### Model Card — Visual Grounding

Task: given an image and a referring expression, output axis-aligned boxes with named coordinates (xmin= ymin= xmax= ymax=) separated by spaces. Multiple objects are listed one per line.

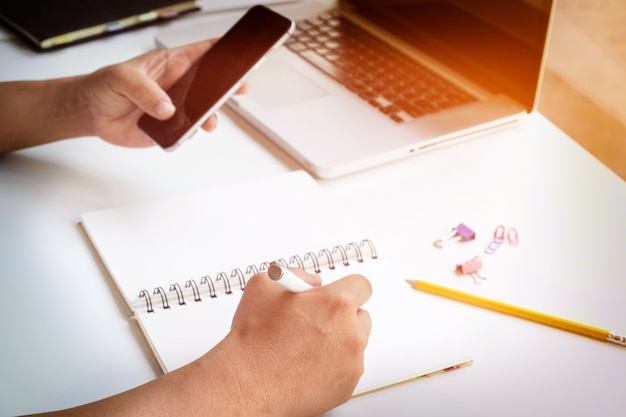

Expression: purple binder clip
xmin=434 ymin=223 xmax=476 ymax=248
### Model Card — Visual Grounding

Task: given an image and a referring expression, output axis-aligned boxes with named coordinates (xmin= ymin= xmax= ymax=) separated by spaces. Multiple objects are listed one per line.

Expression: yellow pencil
xmin=407 ymin=280 xmax=626 ymax=347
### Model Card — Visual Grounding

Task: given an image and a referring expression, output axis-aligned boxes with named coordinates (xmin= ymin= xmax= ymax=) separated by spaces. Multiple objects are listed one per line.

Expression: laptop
xmin=158 ymin=0 xmax=556 ymax=178
xmin=0 ymin=0 xmax=199 ymax=50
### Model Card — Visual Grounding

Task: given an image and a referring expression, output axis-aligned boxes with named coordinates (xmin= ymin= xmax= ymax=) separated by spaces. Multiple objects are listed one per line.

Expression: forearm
xmin=26 ymin=331 xmax=318 ymax=417
xmin=0 ymin=78 xmax=92 ymax=153
xmin=26 ymin=339 xmax=257 ymax=417
xmin=21 ymin=270 xmax=369 ymax=417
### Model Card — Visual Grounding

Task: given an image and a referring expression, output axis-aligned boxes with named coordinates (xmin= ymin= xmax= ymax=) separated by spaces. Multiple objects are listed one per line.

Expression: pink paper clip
xmin=434 ymin=223 xmax=476 ymax=248
xmin=485 ymin=225 xmax=520 ymax=254
xmin=484 ymin=225 xmax=506 ymax=254
xmin=456 ymin=256 xmax=487 ymax=284
xmin=507 ymin=228 xmax=519 ymax=246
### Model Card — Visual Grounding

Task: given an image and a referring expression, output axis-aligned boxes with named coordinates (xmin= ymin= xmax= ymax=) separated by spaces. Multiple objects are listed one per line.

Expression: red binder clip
xmin=456 ymin=256 xmax=487 ymax=284
xmin=434 ymin=223 xmax=476 ymax=248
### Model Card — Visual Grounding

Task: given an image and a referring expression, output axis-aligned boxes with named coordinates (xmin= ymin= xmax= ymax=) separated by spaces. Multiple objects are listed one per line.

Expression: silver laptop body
xmin=162 ymin=0 xmax=556 ymax=178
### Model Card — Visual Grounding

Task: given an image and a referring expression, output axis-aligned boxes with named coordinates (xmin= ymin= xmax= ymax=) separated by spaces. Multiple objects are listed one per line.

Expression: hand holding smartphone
xmin=138 ymin=5 xmax=294 ymax=150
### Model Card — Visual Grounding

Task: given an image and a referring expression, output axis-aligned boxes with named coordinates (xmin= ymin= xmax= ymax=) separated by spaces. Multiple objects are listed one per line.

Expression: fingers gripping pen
xmin=267 ymin=262 xmax=312 ymax=293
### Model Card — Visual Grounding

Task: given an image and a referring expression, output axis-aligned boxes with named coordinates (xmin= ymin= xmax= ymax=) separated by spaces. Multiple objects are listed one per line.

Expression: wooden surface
xmin=539 ymin=0 xmax=626 ymax=180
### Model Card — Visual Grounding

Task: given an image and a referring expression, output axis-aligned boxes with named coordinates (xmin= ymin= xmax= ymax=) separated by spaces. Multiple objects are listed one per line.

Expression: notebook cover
xmin=0 ymin=0 xmax=199 ymax=50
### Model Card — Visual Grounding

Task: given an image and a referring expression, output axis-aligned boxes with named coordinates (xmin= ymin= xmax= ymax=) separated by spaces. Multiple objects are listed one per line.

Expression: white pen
xmin=267 ymin=262 xmax=312 ymax=293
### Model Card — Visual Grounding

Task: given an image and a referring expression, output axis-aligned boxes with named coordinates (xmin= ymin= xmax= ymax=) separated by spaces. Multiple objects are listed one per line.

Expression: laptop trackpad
xmin=247 ymin=58 xmax=329 ymax=110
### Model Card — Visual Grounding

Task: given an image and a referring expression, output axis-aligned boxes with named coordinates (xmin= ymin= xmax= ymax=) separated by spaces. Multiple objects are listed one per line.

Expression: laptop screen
xmin=345 ymin=0 xmax=554 ymax=111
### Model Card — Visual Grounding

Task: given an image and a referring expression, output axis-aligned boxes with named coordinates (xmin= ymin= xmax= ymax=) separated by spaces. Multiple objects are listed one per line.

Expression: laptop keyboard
xmin=285 ymin=11 xmax=477 ymax=123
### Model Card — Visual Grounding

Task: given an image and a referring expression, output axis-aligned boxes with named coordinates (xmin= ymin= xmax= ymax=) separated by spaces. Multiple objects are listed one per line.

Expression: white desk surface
xmin=1 ymin=9 xmax=626 ymax=417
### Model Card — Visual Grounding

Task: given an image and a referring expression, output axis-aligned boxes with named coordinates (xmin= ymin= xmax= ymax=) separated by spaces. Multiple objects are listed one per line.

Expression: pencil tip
xmin=405 ymin=279 xmax=418 ymax=286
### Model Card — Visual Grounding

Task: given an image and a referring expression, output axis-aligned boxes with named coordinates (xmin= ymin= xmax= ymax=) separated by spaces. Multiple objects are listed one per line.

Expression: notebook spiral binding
xmin=135 ymin=239 xmax=378 ymax=313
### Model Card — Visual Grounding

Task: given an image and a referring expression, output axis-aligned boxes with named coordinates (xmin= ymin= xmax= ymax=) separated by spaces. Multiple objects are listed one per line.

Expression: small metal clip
xmin=456 ymin=256 xmax=487 ymax=284
xmin=485 ymin=225 xmax=519 ymax=254
xmin=484 ymin=225 xmax=506 ymax=254
xmin=507 ymin=227 xmax=519 ymax=246
xmin=434 ymin=223 xmax=476 ymax=248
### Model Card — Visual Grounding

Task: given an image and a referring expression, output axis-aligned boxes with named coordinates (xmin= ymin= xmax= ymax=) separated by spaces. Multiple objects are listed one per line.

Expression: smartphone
xmin=138 ymin=5 xmax=294 ymax=150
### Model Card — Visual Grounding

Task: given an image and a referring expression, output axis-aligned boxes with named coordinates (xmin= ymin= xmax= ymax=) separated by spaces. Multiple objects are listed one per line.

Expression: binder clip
xmin=456 ymin=256 xmax=487 ymax=284
xmin=434 ymin=223 xmax=476 ymax=248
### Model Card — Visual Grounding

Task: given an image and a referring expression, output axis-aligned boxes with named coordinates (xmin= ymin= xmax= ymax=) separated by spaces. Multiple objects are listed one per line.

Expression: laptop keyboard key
xmin=286 ymin=12 xmax=477 ymax=123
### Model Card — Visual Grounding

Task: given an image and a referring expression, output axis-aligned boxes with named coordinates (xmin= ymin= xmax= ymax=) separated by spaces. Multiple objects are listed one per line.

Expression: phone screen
xmin=138 ymin=5 xmax=294 ymax=150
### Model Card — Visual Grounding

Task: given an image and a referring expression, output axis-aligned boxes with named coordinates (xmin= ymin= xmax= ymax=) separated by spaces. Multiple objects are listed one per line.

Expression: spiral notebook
xmin=80 ymin=170 xmax=468 ymax=396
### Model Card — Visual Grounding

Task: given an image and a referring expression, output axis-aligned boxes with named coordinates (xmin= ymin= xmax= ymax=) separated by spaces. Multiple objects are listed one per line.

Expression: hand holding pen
xmin=265 ymin=263 xmax=476 ymax=396
xmin=223 ymin=263 xmax=372 ymax=416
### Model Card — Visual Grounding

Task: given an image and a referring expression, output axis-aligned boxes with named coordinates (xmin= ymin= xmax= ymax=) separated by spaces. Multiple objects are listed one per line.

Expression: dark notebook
xmin=0 ymin=0 xmax=199 ymax=51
